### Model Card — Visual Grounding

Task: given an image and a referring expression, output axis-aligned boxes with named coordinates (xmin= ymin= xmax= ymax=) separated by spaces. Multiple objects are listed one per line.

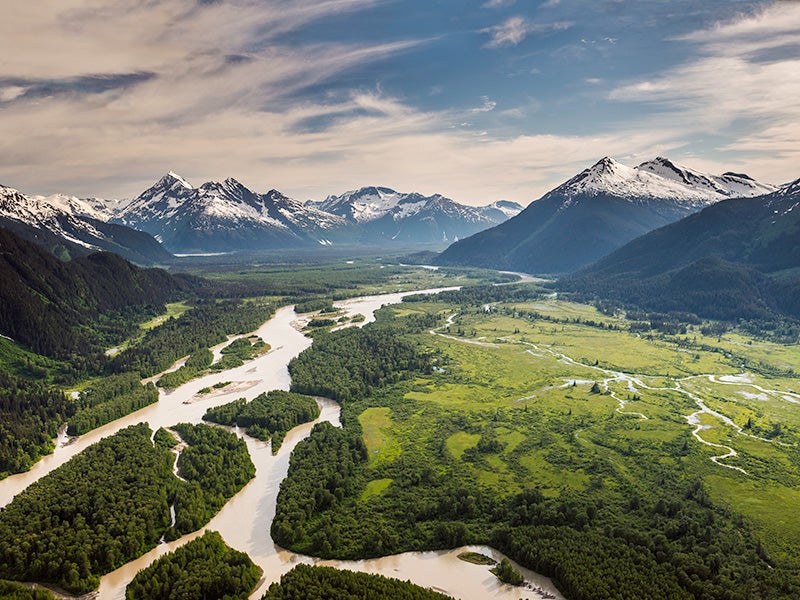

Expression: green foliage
xmin=0 ymin=422 xmax=254 ymax=594
xmin=203 ymin=391 xmax=319 ymax=452
xmin=307 ymin=318 xmax=336 ymax=328
xmin=68 ymin=373 xmax=159 ymax=435
xmin=157 ymin=348 xmax=214 ymax=388
xmin=0 ymin=424 xmax=173 ymax=593
xmin=262 ymin=564 xmax=451 ymax=600
xmin=491 ymin=557 xmax=524 ymax=586
xmin=125 ymin=531 xmax=260 ymax=600
xmin=166 ymin=423 xmax=256 ymax=538
xmin=294 ymin=298 xmax=335 ymax=313
xmin=210 ymin=337 xmax=268 ymax=372
xmin=0 ymin=227 xmax=194 ymax=361
xmin=289 ymin=326 xmax=432 ymax=402
xmin=0 ymin=371 xmax=73 ymax=477
xmin=274 ymin=300 xmax=800 ymax=600
xmin=0 ymin=581 xmax=57 ymax=600
xmin=271 ymin=422 xmax=368 ymax=554
xmin=112 ymin=299 xmax=274 ymax=377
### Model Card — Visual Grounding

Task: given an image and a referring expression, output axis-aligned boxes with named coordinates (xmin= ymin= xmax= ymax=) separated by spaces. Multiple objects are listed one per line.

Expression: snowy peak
xmin=636 ymin=157 xmax=776 ymax=198
xmin=551 ymin=156 xmax=776 ymax=208
xmin=113 ymin=174 xmax=356 ymax=252
xmin=555 ymin=156 xmax=716 ymax=205
xmin=317 ymin=186 xmax=406 ymax=223
xmin=0 ymin=184 xmax=169 ymax=262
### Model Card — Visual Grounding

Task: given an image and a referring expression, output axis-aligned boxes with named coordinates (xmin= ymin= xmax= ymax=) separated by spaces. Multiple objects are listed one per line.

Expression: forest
xmin=111 ymin=298 xmax=275 ymax=377
xmin=0 ymin=423 xmax=254 ymax=593
xmin=203 ymin=390 xmax=319 ymax=452
xmin=125 ymin=531 xmax=260 ymax=600
xmin=273 ymin=302 xmax=800 ymax=600
xmin=0 ymin=581 xmax=56 ymax=600
xmin=67 ymin=372 xmax=159 ymax=435
xmin=0 ymin=371 xmax=72 ymax=476
xmin=289 ymin=325 xmax=433 ymax=402
xmin=261 ymin=564 xmax=451 ymax=600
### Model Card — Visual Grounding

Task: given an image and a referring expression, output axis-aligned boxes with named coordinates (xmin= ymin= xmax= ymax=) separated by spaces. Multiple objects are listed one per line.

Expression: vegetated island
xmin=261 ymin=564 xmax=451 ymax=600
xmin=0 ymin=422 xmax=254 ymax=594
xmin=203 ymin=390 xmax=320 ymax=453
xmin=125 ymin=530 xmax=260 ymax=600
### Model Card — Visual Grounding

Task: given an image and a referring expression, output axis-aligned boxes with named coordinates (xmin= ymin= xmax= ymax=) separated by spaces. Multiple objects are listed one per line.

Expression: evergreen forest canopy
xmin=0 ymin=423 xmax=254 ymax=594
xmin=125 ymin=531 xmax=260 ymax=600
xmin=273 ymin=290 xmax=800 ymax=600
xmin=203 ymin=390 xmax=320 ymax=452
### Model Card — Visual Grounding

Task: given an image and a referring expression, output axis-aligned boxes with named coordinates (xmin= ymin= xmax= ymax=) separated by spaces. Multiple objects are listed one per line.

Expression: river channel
xmin=0 ymin=288 xmax=563 ymax=600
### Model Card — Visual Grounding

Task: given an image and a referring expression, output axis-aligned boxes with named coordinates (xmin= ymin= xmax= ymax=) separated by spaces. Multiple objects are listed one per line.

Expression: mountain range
xmin=309 ymin=186 xmax=523 ymax=244
xmin=437 ymin=157 xmax=776 ymax=274
xmin=560 ymin=177 xmax=800 ymax=322
xmin=0 ymin=185 xmax=170 ymax=264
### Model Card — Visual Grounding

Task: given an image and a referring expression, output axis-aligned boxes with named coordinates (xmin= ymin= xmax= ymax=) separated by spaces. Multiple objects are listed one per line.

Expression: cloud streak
xmin=609 ymin=2 xmax=800 ymax=182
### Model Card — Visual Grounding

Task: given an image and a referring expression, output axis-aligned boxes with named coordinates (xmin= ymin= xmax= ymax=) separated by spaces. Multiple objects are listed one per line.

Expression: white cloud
xmin=482 ymin=16 xmax=572 ymax=48
xmin=471 ymin=96 xmax=497 ymax=113
xmin=609 ymin=2 xmax=800 ymax=183
xmin=483 ymin=16 xmax=531 ymax=48
xmin=482 ymin=0 xmax=516 ymax=8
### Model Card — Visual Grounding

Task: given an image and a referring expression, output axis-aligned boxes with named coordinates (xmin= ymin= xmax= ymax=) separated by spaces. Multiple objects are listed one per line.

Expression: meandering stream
xmin=1 ymin=287 xmax=563 ymax=600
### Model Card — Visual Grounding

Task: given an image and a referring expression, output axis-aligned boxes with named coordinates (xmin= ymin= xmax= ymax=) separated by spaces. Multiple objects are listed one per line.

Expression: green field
xmin=276 ymin=286 xmax=800 ymax=599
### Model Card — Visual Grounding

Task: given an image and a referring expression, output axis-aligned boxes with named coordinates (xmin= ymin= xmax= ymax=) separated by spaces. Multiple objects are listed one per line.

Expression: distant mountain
xmin=115 ymin=173 xmax=356 ymax=253
xmin=0 ymin=227 xmax=195 ymax=358
xmin=561 ymin=179 xmax=800 ymax=321
xmin=437 ymin=157 xmax=776 ymax=274
xmin=0 ymin=185 xmax=171 ymax=264
xmin=310 ymin=186 xmax=522 ymax=244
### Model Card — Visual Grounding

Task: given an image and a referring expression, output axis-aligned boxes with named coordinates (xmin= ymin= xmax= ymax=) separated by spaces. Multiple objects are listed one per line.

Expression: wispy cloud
xmin=471 ymin=96 xmax=497 ymax=113
xmin=609 ymin=2 xmax=800 ymax=182
xmin=482 ymin=16 xmax=573 ymax=48
xmin=482 ymin=0 xmax=516 ymax=8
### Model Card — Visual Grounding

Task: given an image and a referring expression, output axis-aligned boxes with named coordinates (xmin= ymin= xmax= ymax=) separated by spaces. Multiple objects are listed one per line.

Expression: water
xmin=0 ymin=288 xmax=563 ymax=600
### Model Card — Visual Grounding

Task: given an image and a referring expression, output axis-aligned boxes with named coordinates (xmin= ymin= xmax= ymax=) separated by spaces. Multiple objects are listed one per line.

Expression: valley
xmin=0 ymin=263 xmax=798 ymax=599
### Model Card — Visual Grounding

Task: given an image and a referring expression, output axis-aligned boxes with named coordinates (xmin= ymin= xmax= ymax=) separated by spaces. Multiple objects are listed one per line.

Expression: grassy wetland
xmin=275 ymin=282 xmax=800 ymax=599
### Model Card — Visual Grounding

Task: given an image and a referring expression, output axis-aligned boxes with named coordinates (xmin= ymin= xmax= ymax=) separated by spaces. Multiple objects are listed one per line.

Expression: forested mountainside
xmin=561 ymin=179 xmax=800 ymax=323
xmin=0 ymin=227 xmax=195 ymax=359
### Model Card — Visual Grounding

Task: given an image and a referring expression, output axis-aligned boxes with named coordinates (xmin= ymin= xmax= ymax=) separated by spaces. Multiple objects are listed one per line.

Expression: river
xmin=1 ymin=287 xmax=563 ymax=600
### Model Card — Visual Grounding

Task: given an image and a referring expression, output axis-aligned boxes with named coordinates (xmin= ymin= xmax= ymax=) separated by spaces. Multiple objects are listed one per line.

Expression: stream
xmin=1 ymin=287 xmax=563 ymax=600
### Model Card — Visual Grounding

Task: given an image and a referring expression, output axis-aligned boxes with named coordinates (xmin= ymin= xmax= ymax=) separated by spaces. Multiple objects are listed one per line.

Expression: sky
xmin=1 ymin=0 xmax=799 ymax=205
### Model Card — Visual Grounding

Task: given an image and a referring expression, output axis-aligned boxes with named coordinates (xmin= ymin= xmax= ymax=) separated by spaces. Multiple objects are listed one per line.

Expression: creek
xmin=1 ymin=287 xmax=563 ymax=600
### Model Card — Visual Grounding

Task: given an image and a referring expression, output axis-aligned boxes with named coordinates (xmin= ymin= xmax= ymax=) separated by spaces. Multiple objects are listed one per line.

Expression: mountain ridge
xmin=436 ymin=156 xmax=775 ymax=274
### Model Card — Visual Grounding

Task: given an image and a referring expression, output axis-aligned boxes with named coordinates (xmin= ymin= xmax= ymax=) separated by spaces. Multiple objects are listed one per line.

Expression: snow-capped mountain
xmin=635 ymin=157 xmax=776 ymax=200
xmin=311 ymin=186 xmax=522 ymax=244
xmin=115 ymin=173 xmax=356 ymax=253
xmin=437 ymin=156 xmax=776 ymax=274
xmin=562 ymin=174 xmax=800 ymax=320
xmin=0 ymin=184 xmax=170 ymax=264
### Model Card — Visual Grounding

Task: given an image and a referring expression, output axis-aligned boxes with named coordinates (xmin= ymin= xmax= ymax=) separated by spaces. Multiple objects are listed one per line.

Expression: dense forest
xmin=0 ymin=581 xmax=56 ymax=600
xmin=0 ymin=371 xmax=72 ymax=476
xmin=67 ymin=373 xmax=159 ymax=435
xmin=289 ymin=326 xmax=433 ymax=402
xmin=111 ymin=299 xmax=274 ymax=377
xmin=273 ymin=312 xmax=800 ymax=600
xmin=261 ymin=564 xmax=451 ymax=600
xmin=166 ymin=423 xmax=255 ymax=539
xmin=125 ymin=531 xmax=260 ymax=600
xmin=203 ymin=390 xmax=319 ymax=452
xmin=0 ymin=423 xmax=254 ymax=593
xmin=0 ymin=227 xmax=196 ymax=360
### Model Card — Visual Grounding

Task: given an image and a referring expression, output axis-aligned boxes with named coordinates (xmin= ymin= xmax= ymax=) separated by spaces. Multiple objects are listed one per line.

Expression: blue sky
xmin=1 ymin=0 xmax=798 ymax=204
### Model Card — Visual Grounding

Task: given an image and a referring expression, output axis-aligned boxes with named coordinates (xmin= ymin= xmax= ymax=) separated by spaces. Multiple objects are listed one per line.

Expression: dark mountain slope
xmin=0 ymin=185 xmax=171 ymax=264
xmin=561 ymin=180 xmax=800 ymax=321
xmin=0 ymin=227 xmax=195 ymax=358
xmin=437 ymin=157 xmax=773 ymax=274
